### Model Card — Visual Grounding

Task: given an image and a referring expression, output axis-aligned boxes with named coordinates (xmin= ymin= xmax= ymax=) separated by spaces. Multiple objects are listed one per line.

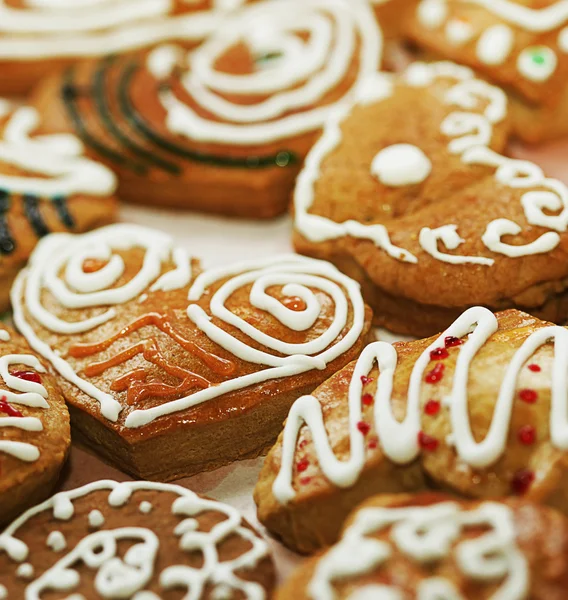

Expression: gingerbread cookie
xmin=278 ymin=493 xmax=568 ymax=599
xmin=0 ymin=100 xmax=118 ymax=313
xmin=31 ymin=0 xmax=383 ymax=218
xmin=256 ymin=307 xmax=568 ymax=553
xmin=404 ymin=0 xmax=568 ymax=143
xmin=0 ymin=0 xmax=248 ymax=96
xmin=293 ymin=61 xmax=568 ymax=337
xmin=0 ymin=479 xmax=275 ymax=599
xmin=0 ymin=325 xmax=70 ymax=527
xmin=11 ymin=223 xmax=372 ymax=480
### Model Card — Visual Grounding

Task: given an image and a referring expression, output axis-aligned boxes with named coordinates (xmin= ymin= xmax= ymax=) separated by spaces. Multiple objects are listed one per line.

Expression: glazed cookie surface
xmin=31 ymin=0 xmax=383 ymax=218
xmin=11 ymin=223 xmax=372 ymax=480
xmin=277 ymin=493 xmax=568 ymax=599
xmin=0 ymin=100 xmax=118 ymax=313
xmin=0 ymin=0 xmax=248 ymax=95
xmin=294 ymin=61 xmax=568 ymax=336
xmin=0 ymin=479 xmax=275 ymax=599
xmin=404 ymin=0 xmax=568 ymax=143
xmin=0 ymin=325 xmax=70 ymax=527
xmin=256 ymin=307 xmax=568 ymax=553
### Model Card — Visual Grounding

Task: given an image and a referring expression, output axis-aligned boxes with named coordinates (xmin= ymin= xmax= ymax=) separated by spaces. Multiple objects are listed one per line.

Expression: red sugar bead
xmin=511 ymin=469 xmax=535 ymax=496
xmin=527 ymin=364 xmax=541 ymax=372
xmin=360 ymin=375 xmax=373 ymax=386
xmin=296 ymin=458 xmax=309 ymax=473
xmin=299 ymin=439 xmax=308 ymax=449
xmin=418 ymin=431 xmax=439 ymax=452
xmin=444 ymin=336 xmax=463 ymax=348
xmin=424 ymin=400 xmax=441 ymax=416
xmin=0 ymin=397 xmax=23 ymax=418
xmin=362 ymin=393 xmax=374 ymax=406
xmin=519 ymin=389 xmax=538 ymax=404
xmin=425 ymin=363 xmax=445 ymax=384
xmin=11 ymin=370 xmax=42 ymax=384
xmin=357 ymin=421 xmax=371 ymax=436
xmin=430 ymin=347 xmax=449 ymax=360
xmin=368 ymin=437 xmax=379 ymax=450
xmin=518 ymin=425 xmax=536 ymax=445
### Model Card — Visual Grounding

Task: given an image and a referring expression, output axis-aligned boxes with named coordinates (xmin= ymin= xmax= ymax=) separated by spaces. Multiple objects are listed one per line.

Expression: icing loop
xmin=274 ymin=306 xmax=568 ymax=504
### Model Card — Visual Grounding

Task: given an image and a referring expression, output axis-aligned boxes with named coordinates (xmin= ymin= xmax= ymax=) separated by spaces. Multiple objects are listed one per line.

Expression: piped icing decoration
xmin=0 ymin=480 xmax=269 ymax=599
xmin=476 ymin=24 xmax=514 ymax=65
xmin=0 ymin=352 xmax=48 ymax=463
xmin=12 ymin=224 xmax=366 ymax=428
xmin=370 ymin=144 xmax=432 ymax=187
xmin=294 ymin=61 xmax=568 ymax=266
xmin=308 ymin=501 xmax=528 ymax=600
xmin=273 ymin=305 xmax=565 ymax=504
xmin=445 ymin=18 xmax=475 ymax=45
xmin=0 ymin=0 xmax=247 ymax=60
xmin=517 ymin=46 xmax=558 ymax=81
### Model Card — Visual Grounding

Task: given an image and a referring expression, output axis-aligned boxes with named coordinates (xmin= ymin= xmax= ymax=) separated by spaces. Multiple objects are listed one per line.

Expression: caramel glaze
xmin=68 ymin=312 xmax=235 ymax=406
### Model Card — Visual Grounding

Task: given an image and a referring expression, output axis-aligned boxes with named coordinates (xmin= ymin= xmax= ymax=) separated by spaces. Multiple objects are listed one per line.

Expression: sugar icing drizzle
xmin=0 ymin=479 xmax=269 ymax=599
xmin=11 ymin=224 xmax=366 ymax=427
xmin=0 ymin=352 xmax=49 ymax=463
xmin=294 ymin=61 xmax=568 ymax=266
xmin=0 ymin=0 xmax=247 ymax=60
xmin=149 ymin=0 xmax=382 ymax=145
xmin=309 ymin=501 xmax=528 ymax=600
xmin=273 ymin=305 xmax=567 ymax=504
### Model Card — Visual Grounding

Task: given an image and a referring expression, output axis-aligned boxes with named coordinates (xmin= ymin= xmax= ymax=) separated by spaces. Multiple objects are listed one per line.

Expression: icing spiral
xmin=0 ymin=480 xmax=269 ymax=600
xmin=310 ymin=501 xmax=528 ymax=600
xmin=273 ymin=306 xmax=567 ymax=504
xmin=294 ymin=61 xmax=568 ymax=266
xmin=150 ymin=0 xmax=382 ymax=145
xmin=11 ymin=225 xmax=366 ymax=428
xmin=0 ymin=0 xmax=246 ymax=60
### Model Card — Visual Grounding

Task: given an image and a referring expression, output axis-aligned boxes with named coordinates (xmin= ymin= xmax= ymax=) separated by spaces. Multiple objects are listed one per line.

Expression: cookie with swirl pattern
xmin=0 ymin=325 xmax=70 ymax=527
xmin=404 ymin=0 xmax=568 ymax=143
xmin=293 ymin=61 xmax=568 ymax=337
xmin=0 ymin=99 xmax=118 ymax=313
xmin=256 ymin=307 xmax=568 ymax=553
xmin=30 ymin=0 xmax=385 ymax=218
xmin=0 ymin=479 xmax=275 ymax=600
xmin=0 ymin=0 xmax=249 ymax=95
xmin=11 ymin=223 xmax=372 ymax=480
xmin=277 ymin=493 xmax=568 ymax=600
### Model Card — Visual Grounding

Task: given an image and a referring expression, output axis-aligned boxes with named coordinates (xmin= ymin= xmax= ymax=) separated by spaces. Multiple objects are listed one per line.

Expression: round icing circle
xmin=517 ymin=46 xmax=558 ymax=81
xmin=371 ymin=144 xmax=432 ymax=187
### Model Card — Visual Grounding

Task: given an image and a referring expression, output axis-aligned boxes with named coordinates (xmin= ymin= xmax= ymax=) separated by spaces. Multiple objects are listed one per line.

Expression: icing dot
xmin=88 ymin=509 xmax=105 ymax=529
xmin=527 ymin=364 xmax=541 ymax=372
xmin=445 ymin=336 xmax=463 ymax=348
xmin=0 ymin=584 xmax=6 ymax=599
xmin=511 ymin=469 xmax=535 ymax=495
xmin=417 ymin=0 xmax=447 ymax=29
xmin=362 ymin=393 xmax=374 ymax=406
xmin=357 ymin=421 xmax=371 ymax=436
xmin=139 ymin=501 xmax=153 ymax=514
xmin=46 ymin=531 xmax=66 ymax=552
xmin=430 ymin=347 xmax=449 ymax=360
xmin=371 ymin=144 xmax=432 ymax=187
xmin=16 ymin=563 xmax=34 ymax=579
xmin=519 ymin=389 xmax=538 ymax=404
xmin=518 ymin=425 xmax=536 ymax=445
xmin=476 ymin=24 xmax=514 ymax=66
xmin=418 ymin=431 xmax=439 ymax=451
xmin=0 ymin=330 xmax=10 ymax=342
xmin=425 ymin=363 xmax=445 ymax=384
xmin=53 ymin=495 xmax=74 ymax=521
xmin=424 ymin=400 xmax=441 ymax=416
xmin=445 ymin=19 xmax=474 ymax=45
xmin=517 ymin=46 xmax=557 ymax=82
xmin=296 ymin=458 xmax=309 ymax=473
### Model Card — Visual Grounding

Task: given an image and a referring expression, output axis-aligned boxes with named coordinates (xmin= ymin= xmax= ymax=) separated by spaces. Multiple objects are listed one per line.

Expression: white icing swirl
xmin=273 ymin=306 xmax=568 ymax=503
xmin=152 ymin=0 xmax=381 ymax=145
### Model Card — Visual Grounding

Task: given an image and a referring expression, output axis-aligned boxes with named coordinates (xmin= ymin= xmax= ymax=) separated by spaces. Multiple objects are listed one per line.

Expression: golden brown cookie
xmin=293 ymin=61 xmax=568 ymax=337
xmin=404 ymin=0 xmax=568 ymax=143
xmin=256 ymin=307 xmax=568 ymax=553
xmin=0 ymin=0 xmax=250 ymax=96
xmin=0 ymin=100 xmax=118 ymax=313
xmin=0 ymin=325 xmax=70 ymax=527
xmin=277 ymin=493 xmax=568 ymax=600
xmin=0 ymin=479 xmax=275 ymax=600
xmin=30 ymin=0 xmax=384 ymax=218
xmin=11 ymin=223 xmax=372 ymax=481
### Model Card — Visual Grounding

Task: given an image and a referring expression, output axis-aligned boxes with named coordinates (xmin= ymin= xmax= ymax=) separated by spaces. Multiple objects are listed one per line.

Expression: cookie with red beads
xmin=11 ymin=223 xmax=372 ymax=481
xmin=30 ymin=0 xmax=384 ymax=218
xmin=255 ymin=307 xmax=568 ymax=553
xmin=404 ymin=0 xmax=568 ymax=143
xmin=0 ymin=479 xmax=275 ymax=600
xmin=0 ymin=325 xmax=70 ymax=527
xmin=293 ymin=60 xmax=568 ymax=337
xmin=277 ymin=493 xmax=568 ymax=600
xmin=0 ymin=0 xmax=249 ymax=96
xmin=0 ymin=99 xmax=118 ymax=313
